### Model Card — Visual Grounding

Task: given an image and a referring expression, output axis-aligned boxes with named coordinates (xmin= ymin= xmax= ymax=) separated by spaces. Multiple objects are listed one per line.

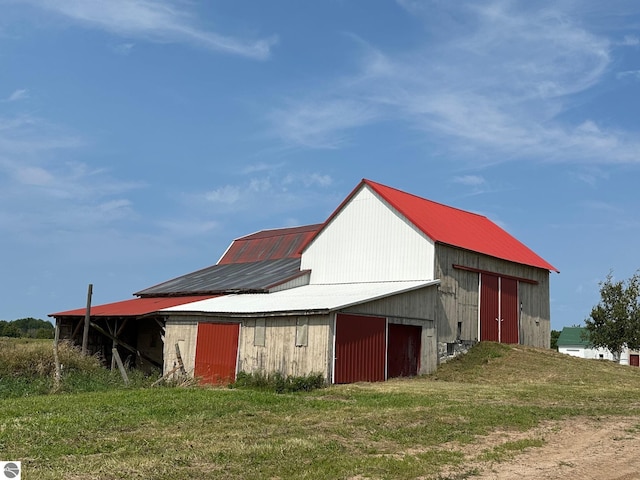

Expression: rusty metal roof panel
xmin=218 ymin=224 xmax=322 ymax=264
xmin=135 ymin=258 xmax=305 ymax=296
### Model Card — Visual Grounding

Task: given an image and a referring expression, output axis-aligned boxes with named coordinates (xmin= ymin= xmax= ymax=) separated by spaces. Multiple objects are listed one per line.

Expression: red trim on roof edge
xmin=49 ymin=295 xmax=220 ymax=317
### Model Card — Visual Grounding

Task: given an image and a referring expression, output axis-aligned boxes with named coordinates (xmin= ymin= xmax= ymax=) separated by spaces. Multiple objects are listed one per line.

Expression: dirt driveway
xmin=466 ymin=417 xmax=640 ymax=480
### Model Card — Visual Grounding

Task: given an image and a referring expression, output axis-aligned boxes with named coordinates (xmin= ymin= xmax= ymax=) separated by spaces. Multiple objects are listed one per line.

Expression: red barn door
xmin=480 ymin=274 xmax=499 ymax=342
xmin=387 ymin=324 xmax=421 ymax=378
xmin=194 ymin=322 xmax=240 ymax=385
xmin=334 ymin=314 xmax=386 ymax=384
xmin=480 ymin=274 xmax=519 ymax=344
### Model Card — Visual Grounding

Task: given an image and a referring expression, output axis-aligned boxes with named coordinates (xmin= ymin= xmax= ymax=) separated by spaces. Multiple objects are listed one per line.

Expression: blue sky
xmin=1 ymin=1 xmax=639 ymax=330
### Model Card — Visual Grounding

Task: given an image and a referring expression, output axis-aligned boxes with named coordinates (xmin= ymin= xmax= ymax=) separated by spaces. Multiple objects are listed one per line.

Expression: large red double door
xmin=480 ymin=274 xmax=519 ymax=344
xmin=333 ymin=314 xmax=422 ymax=383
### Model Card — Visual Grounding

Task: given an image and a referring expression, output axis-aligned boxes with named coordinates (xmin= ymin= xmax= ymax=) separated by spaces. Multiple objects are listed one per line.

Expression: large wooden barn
xmin=51 ymin=179 xmax=557 ymax=384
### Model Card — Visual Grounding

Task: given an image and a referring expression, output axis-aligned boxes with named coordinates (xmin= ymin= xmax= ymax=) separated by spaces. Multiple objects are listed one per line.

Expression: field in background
xmin=1 ymin=341 xmax=640 ymax=479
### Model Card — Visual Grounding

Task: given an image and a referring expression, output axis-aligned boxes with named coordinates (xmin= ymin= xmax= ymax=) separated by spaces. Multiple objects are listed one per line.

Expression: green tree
xmin=0 ymin=320 xmax=21 ymax=338
xmin=584 ymin=271 xmax=640 ymax=361
xmin=12 ymin=317 xmax=54 ymax=337
xmin=550 ymin=330 xmax=561 ymax=350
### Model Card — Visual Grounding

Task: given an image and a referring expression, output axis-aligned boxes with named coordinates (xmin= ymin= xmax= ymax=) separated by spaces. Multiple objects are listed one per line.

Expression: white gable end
xmin=301 ymin=185 xmax=435 ymax=284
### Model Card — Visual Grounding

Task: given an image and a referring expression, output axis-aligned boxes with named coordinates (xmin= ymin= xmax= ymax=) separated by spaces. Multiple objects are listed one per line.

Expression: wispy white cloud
xmin=25 ymin=0 xmax=276 ymax=60
xmin=571 ymin=166 xmax=610 ymax=186
xmin=282 ymin=173 xmax=333 ymax=188
xmin=269 ymin=99 xmax=378 ymax=149
xmin=157 ymin=218 xmax=219 ymax=237
xmin=620 ymin=34 xmax=640 ymax=46
xmin=5 ymin=89 xmax=29 ymax=102
xmin=617 ymin=70 xmax=640 ymax=80
xmin=199 ymin=173 xmax=335 ymax=217
xmin=0 ymin=114 xmax=144 ymax=239
xmin=111 ymin=42 xmax=135 ymax=55
xmin=271 ymin=1 xmax=640 ymax=165
xmin=241 ymin=162 xmax=285 ymax=174
xmin=204 ymin=185 xmax=243 ymax=205
xmin=452 ymin=175 xmax=486 ymax=187
xmin=580 ymin=200 xmax=623 ymax=213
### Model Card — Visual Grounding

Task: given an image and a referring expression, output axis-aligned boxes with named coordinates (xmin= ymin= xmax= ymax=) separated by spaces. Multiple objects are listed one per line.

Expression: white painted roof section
xmin=162 ymin=280 xmax=439 ymax=315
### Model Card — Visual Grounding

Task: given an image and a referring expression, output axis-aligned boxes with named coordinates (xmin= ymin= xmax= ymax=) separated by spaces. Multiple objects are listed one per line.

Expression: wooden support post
xmin=175 ymin=343 xmax=187 ymax=376
xmin=53 ymin=318 xmax=62 ymax=392
xmin=112 ymin=348 xmax=130 ymax=385
xmin=81 ymin=284 xmax=93 ymax=355
xmin=89 ymin=321 xmax=162 ymax=369
xmin=110 ymin=319 xmax=118 ymax=372
xmin=71 ymin=318 xmax=83 ymax=340
xmin=151 ymin=365 xmax=181 ymax=387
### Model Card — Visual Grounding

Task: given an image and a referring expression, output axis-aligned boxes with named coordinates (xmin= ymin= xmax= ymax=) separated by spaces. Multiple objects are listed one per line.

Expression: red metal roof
xmin=365 ymin=179 xmax=558 ymax=272
xmin=315 ymin=179 xmax=558 ymax=272
xmin=50 ymin=295 xmax=219 ymax=317
xmin=218 ymin=224 xmax=323 ymax=264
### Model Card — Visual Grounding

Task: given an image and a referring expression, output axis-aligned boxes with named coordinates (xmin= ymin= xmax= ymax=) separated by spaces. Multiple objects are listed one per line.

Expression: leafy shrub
xmin=230 ymin=371 xmax=326 ymax=393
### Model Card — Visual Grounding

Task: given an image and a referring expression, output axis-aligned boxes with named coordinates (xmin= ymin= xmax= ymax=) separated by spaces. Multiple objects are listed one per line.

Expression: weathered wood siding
xmin=163 ymin=316 xmax=201 ymax=374
xmin=238 ymin=314 xmax=331 ymax=379
xmin=342 ymin=286 xmax=438 ymax=374
xmin=434 ymin=244 xmax=551 ymax=348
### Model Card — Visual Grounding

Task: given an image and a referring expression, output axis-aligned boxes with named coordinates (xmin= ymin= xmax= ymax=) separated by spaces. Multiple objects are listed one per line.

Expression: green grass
xmin=1 ymin=341 xmax=640 ymax=479
xmin=0 ymin=338 xmax=158 ymax=397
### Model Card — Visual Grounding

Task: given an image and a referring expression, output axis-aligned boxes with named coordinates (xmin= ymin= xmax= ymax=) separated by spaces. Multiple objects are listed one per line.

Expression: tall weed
xmin=0 ymin=338 xmax=157 ymax=397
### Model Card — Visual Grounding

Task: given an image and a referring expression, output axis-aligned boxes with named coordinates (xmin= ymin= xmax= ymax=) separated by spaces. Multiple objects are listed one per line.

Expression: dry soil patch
xmin=468 ymin=416 xmax=640 ymax=480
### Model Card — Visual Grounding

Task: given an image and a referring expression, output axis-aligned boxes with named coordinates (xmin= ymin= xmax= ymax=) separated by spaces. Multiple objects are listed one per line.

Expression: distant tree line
xmin=0 ymin=318 xmax=54 ymax=339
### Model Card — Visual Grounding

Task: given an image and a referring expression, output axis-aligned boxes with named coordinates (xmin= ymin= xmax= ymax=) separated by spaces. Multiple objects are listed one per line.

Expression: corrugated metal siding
xmin=219 ymin=224 xmax=322 ymax=264
xmin=480 ymin=274 xmax=499 ymax=342
xmin=341 ymin=288 xmax=438 ymax=376
xmin=364 ymin=179 xmax=558 ymax=272
xmin=387 ymin=324 xmax=421 ymax=378
xmin=301 ymin=186 xmax=435 ymax=284
xmin=500 ymin=277 xmax=519 ymax=344
xmin=136 ymin=258 xmax=303 ymax=296
xmin=194 ymin=322 xmax=240 ymax=384
xmin=268 ymin=271 xmax=311 ymax=293
xmin=334 ymin=314 xmax=386 ymax=383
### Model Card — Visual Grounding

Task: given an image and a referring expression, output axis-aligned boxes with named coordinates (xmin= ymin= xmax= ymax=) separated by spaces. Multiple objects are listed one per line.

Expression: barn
xmin=158 ymin=179 xmax=557 ymax=383
xmin=50 ymin=179 xmax=557 ymax=384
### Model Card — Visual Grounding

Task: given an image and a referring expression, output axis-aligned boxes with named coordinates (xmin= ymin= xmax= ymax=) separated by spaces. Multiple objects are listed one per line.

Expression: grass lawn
xmin=2 ymin=342 xmax=640 ymax=479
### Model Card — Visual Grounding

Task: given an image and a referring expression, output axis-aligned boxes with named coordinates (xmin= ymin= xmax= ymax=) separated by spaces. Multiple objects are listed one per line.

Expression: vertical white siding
xmin=302 ymin=185 xmax=435 ymax=283
xmin=559 ymin=346 xmax=616 ymax=361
